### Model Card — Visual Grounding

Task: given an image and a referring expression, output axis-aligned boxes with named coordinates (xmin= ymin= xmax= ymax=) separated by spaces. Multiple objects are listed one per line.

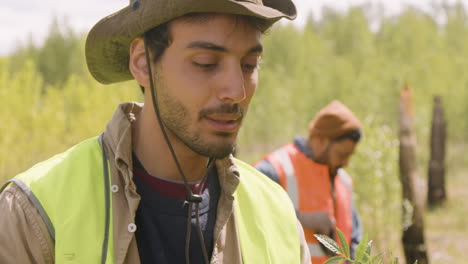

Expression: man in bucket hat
xmin=0 ymin=0 xmax=311 ymax=263
xmin=255 ymin=100 xmax=363 ymax=264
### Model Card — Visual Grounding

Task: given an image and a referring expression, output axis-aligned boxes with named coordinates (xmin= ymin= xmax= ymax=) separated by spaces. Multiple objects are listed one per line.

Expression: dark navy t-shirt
xmin=133 ymin=156 xmax=220 ymax=264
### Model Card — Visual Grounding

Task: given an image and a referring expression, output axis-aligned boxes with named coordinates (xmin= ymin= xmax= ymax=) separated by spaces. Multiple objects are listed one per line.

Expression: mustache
xmin=199 ymin=104 xmax=244 ymax=119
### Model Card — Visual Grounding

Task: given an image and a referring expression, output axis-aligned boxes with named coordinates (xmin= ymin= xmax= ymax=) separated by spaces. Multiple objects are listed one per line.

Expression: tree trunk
xmin=427 ymin=96 xmax=446 ymax=207
xmin=399 ymin=87 xmax=429 ymax=264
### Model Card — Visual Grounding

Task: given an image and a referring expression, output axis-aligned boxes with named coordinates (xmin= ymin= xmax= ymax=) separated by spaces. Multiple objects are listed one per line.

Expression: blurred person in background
xmin=256 ymin=100 xmax=363 ymax=264
xmin=0 ymin=0 xmax=311 ymax=263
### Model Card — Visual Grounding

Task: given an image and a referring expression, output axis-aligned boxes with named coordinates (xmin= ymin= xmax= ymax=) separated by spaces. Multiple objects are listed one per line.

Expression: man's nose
xmin=216 ymin=65 xmax=246 ymax=104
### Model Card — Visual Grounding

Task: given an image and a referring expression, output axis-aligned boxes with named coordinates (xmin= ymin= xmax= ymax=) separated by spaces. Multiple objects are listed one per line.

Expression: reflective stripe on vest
xmin=268 ymin=147 xmax=327 ymax=261
xmin=337 ymin=168 xmax=352 ymax=192
xmin=272 ymin=148 xmax=299 ymax=210
xmin=308 ymin=243 xmax=326 ymax=257
xmin=1 ymin=178 xmax=55 ymax=242
xmin=3 ymin=136 xmax=115 ymax=263
xmin=2 ymin=138 xmax=301 ymax=263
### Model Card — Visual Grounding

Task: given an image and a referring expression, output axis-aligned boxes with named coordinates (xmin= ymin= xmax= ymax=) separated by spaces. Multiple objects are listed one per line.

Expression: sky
xmin=0 ymin=0 xmax=465 ymax=55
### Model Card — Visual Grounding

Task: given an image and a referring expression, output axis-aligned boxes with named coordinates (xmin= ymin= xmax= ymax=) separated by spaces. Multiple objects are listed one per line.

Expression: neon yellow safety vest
xmin=1 ymin=136 xmax=300 ymax=263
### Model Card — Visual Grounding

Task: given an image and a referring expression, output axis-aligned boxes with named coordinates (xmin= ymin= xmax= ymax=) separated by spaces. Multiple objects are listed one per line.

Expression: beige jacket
xmin=0 ymin=102 xmax=311 ymax=264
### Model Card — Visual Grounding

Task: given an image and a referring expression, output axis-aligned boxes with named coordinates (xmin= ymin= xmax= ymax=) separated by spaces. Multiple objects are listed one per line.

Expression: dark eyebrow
xmin=187 ymin=41 xmax=227 ymax=52
xmin=249 ymin=44 xmax=263 ymax=54
xmin=186 ymin=41 xmax=263 ymax=54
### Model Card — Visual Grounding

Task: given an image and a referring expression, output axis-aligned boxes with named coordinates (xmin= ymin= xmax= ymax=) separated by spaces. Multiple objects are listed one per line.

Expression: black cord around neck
xmin=143 ymin=36 xmax=210 ymax=264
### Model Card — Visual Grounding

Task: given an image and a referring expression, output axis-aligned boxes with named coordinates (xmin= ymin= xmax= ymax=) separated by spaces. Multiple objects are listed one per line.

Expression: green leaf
xmin=337 ymin=228 xmax=351 ymax=258
xmin=370 ymin=252 xmax=383 ymax=263
xmin=314 ymin=234 xmax=342 ymax=255
xmin=362 ymin=240 xmax=373 ymax=262
xmin=376 ymin=257 xmax=383 ymax=264
xmin=324 ymin=256 xmax=347 ymax=264
xmin=355 ymin=233 xmax=368 ymax=262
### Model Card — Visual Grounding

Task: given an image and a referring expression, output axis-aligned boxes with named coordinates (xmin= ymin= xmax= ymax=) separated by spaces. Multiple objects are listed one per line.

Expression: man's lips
xmin=205 ymin=113 xmax=242 ymax=132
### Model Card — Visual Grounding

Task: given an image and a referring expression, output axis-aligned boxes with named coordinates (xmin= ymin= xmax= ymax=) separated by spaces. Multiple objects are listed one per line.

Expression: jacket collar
xmin=293 ymin=135 xmax=313 ymax=159
xmin=215 ymin=156 xmax=240 ymax=200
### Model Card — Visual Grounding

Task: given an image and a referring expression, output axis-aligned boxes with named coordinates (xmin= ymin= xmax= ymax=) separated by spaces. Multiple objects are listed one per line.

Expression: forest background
xmin=1 ymin=3 xmax=467 ymax=263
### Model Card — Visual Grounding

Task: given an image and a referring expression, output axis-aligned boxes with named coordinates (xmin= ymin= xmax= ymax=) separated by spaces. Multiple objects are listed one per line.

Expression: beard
xmin=155 ymin=76 xmax=243 ymax=159
xmin=315 ymin=144 xmax=340 ymax=176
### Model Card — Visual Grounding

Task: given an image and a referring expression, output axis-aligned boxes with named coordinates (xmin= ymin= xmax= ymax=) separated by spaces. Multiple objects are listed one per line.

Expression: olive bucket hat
xmin=85 ymin=0 xmax=297 ymax=84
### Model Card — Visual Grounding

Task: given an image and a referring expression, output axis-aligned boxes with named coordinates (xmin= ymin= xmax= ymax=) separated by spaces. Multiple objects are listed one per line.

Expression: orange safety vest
xmin=259 ymin=143 xmax=353 ymax=264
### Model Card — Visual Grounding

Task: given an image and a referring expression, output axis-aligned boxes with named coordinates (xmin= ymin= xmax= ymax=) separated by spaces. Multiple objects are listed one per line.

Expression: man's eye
xmin=242 ymin=63 xmax=260 ymax=74
xmin=193 ymin=62 xmax=216 ymax=69
xmin=242 ymin=56 xmax=261 ymax=72
xmin=243 ymin=64 xmax=259 ymax=70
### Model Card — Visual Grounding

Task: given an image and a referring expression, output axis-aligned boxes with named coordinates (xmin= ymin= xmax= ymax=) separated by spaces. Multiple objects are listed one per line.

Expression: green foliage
xmin=346 ymin=117 xmax=401 ymax=253
xmin=36 ymin=18 xmax=84 ymax=86
xmin=9 ymin=17 xmax=85 ymax=87
xmin=0 ymin=59 xmax=141 ymax=179
xmin=337 ymin=229 xmax=351 ymax=259
xmin=315 ymin=228 xmax=418 ymax=264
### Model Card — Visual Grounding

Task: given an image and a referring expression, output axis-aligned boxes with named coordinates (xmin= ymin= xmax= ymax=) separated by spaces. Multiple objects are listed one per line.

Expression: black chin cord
xmin=143 ymin=36 xmax=211 ymax=264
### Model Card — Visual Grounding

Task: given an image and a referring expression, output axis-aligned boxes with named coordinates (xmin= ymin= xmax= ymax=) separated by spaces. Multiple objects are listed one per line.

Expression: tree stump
xmin=427 ymin=96 xmax=446 ymax=207
xmin=399 ymin=86 xmax=429 ymax=264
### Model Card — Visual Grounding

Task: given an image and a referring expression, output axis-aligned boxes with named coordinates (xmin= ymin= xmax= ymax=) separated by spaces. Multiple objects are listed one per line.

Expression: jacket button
xmin=111 ymin=185 xmax=119 ymax=193
xmin=128 ymin=223 xmax=137 ymax=233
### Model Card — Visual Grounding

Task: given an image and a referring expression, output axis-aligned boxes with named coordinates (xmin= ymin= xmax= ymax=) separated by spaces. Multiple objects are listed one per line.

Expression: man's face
xmin=319 ymin=139 xmax=357 ymax=176
xmin=152 ymin=14 xmax=262 ymax=158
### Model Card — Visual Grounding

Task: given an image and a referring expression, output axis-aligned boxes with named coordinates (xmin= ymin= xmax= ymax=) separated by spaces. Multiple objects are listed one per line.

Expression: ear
xmin=129 ymin=37 xmax=150 ymax=89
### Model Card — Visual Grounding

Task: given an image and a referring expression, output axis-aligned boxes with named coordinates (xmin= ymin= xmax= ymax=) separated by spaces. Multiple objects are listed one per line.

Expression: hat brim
xmin=86 ymin=0 xmax=296 ymax=84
